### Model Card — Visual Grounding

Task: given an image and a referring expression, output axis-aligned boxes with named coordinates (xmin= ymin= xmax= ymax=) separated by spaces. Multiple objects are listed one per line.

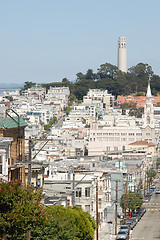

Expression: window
xmin=85 ymin=205 xmax=90 ymax=213
xmin=121 ymin=138 xmax=127 ymax=141
xmin=103 ymin=137 xmax=108 ymax=141
xmin=129 ymin=133 xmax=134 ymax=136
xmin=99 ymin=199 xmax=102 ymax=209
xmin=91 ymin=201 xmax=94 ymax=211
xmin=37 ymin=178 xmax=41 ymax=187
xmin=109 ymin=137 xmax=114 ymax=141
xmin=129 ymin=138 xmax=134 ymax=142
xmin=85 ymin=187 xmax=90 ymax=197
xmin=76 ymin=188 xmax=82 ymax=197
xmin=121 ymin=133 xmax=127 ymax=136
xmin=115 ymin=133 xmax=120 ymax=136
xmin=98 ymin=137 xmax=102 ymax=141
xmin=115 ymin=137 xmax=120 ymax=141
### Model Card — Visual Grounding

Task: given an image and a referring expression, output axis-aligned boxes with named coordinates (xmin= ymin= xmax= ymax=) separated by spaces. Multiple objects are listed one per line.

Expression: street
xmin=132 ymin=181 xmax=160 ymax=240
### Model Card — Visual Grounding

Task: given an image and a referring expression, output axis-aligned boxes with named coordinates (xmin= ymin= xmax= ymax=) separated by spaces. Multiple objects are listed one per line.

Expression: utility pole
xmin=147 ymin=167 xmax=149 ymax=193
xmin=72 ymin=172 xmax=75 ymax=206
xmin=115 ymin=181 xmax=118 ymax=235
xmin=28 ymin=137 xmax=32 ymax=184
xmin=144 ymin=171 xmax=146 ymax=197
xmin=96 ymin=181 xmax=99 ymax=240
xmin=124 ymin=173 xmax=128 ymax=223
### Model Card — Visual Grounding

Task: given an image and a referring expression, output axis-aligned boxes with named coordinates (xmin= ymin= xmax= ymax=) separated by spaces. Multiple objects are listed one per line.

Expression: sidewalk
xmin=94 ymin=222 xmax=116 ymax=240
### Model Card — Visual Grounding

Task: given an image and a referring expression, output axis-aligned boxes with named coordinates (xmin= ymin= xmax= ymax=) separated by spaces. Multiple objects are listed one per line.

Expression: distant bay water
xmin=0 ymin=87 xmax=21 ymax=96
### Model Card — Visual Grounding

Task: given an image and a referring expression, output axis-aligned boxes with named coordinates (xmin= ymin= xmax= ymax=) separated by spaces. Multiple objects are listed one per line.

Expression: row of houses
xmin=0 ymin=83 xmax=158 ymax=227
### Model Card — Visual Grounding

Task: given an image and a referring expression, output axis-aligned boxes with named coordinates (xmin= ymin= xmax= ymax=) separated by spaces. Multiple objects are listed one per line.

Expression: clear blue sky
xmin=1 ymin=0 xmax=160 ymax=84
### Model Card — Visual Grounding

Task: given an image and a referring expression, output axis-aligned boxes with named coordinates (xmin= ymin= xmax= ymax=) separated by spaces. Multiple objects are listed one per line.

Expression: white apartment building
xmin=46 ymin=86 xmax=70 ymax=106
xmin=83 ymin=89 xmax=114 ymax=109
xmin=28 ymin=84 xmax=46 ymax=100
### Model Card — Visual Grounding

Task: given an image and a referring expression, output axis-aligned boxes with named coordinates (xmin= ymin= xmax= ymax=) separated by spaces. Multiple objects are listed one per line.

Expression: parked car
xmin=137 ymin=207 xmax=146 ymax=218
xmin=125 ymin=221 xmax=133 ymax=229
xmin=120 ymin=225 xmax=130 ymax=234
xmin=132 ymin=213 xmax=141 ymax=222
xmin=144 ymin=197 xmax=150 ymax=202
xmin=148 ymin=190 xmax=153 ymax=196
xmin=116 ymin=230 xmax=129 ymax=240
xmin=155 ymin=189 xmax=160 ymax=194
xmin=126 ymin=219 xmax=136 ymax=228
xmin=129 ymin=217 xmax=137 ymax=227
xmin=118 ymin=214 xmax=124 ymax=219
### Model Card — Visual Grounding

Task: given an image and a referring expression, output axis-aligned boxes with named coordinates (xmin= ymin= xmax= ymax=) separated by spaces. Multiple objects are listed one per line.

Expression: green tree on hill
xmin=0 ymin=180 xmax=47 ymax=239
xmin=31 ymin=205 xmax=96 ymax=240
xmin=22 ymin=62 xmax=160 ymax=101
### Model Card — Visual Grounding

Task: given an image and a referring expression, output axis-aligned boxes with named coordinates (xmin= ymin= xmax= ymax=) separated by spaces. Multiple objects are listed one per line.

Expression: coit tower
xmin=117 ymin=36 xmax=127 ymax=73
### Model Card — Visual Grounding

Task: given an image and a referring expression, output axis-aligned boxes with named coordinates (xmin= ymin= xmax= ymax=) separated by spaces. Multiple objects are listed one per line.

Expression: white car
xmin=155 ymin=190 xmax=160 ymax=194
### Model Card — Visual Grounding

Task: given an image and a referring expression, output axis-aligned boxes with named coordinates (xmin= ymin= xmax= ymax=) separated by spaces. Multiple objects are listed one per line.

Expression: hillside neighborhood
xmin=0 ymin=81 xmax=159 ymax=239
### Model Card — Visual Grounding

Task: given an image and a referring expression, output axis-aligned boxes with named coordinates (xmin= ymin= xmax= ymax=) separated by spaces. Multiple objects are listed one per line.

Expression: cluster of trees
xmin=0 ymin=180 xmax=96 ymax=240
xmin=63 ymin=105 xmax=72 ymax=116
xmin=147 ymin=169 xmax=156 ymax=180
xmin=120 ymin=191 xmax=143 ymax=212
xmin=44 ymin=116 xmax=57 ymax=131
xmin=22 ymin=62 xmax=160 ymax=101
xmin=120 ymin=102 xmax=144 ymax=118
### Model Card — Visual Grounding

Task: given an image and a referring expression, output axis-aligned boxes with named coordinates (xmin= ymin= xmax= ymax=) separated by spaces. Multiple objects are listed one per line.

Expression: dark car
xmin=137 ymin=207 xmax=146 ymax=217
xmin=120 ymin=225 xmax=130 ymax=234
xmin=129 ymin=217 xmax=137 ymax=227
xmin=132 ymin=213 xmax=141 ymax=221
xmin=125 ymin=221 xmax=133 ymax=229
xmin=116 ymin=230 xmax=129 ymax=240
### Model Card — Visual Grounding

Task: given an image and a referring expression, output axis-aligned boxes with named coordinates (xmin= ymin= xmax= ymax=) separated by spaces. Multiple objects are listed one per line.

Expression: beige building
xmin=127 ymin=141 xmax=155 ymax=156
xmin=88 ymin=124 xmax=142 ymax=156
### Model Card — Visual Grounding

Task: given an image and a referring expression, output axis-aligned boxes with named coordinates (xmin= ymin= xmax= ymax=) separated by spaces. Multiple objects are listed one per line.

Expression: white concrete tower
xmin=118 ymin=36 xmax=127 ymax=73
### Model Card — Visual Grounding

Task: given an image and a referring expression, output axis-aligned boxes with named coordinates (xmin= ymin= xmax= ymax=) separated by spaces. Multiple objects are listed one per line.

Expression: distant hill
xmin=0 ymin=83 xmax=24 ymax=89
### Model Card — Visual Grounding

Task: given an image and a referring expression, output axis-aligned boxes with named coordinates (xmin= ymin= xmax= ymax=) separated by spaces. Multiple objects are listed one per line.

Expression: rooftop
xmin=0 ymin=117 xmax=27 ymax=129
xmin=129 ymin=141 xmax=155 ymax=146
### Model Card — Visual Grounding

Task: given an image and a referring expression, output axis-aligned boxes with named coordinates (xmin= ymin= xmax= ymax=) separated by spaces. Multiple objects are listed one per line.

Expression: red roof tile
xmin=129 ymin=141 xmax=155 ymax=146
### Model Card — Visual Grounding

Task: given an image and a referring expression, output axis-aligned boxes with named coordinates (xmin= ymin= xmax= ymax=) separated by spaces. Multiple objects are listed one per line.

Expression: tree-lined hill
xmin=23 ymin=62 xmax=160 ymax=100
